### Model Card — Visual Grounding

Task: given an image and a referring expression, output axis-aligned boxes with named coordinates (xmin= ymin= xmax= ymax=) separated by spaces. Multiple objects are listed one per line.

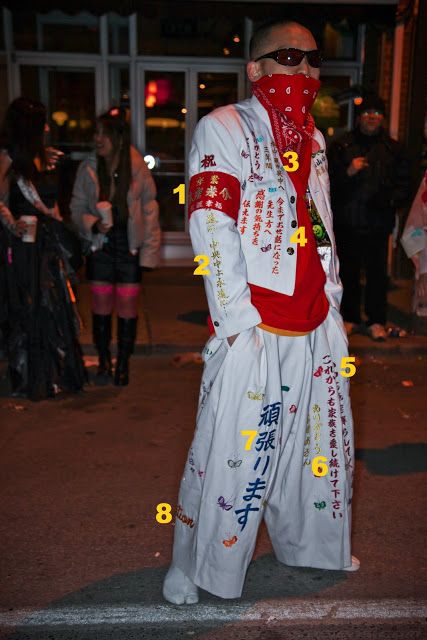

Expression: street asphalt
xmin=0 ymin=269 xmax=426 ymax=639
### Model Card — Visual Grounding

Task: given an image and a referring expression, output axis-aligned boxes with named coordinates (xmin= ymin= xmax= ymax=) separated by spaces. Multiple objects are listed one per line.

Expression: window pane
xmin=198 ymin=72 xmax=238 ymax=121
xmin=138 ymin=1 xmax=244 ymax=57
xmin=108 ymin=13 xmax=129 ymax=55
xmin=0 ymin=56 xmax=8 ymax=124
xmin=12 ymin=10 xmax=99 ymax=53
xmin=144 ymin=71 xmax=186 ymax=232
xmin=322 ymin=21 xmax=357 ymax=61
xmin=109 ymin=65 xmax=130 ymax=110
xmin=313 ymin=76 xmax=353 ymax=142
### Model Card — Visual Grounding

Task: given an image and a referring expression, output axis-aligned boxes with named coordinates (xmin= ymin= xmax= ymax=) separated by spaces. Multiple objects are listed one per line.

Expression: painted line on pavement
xmin=0 ymin=599 xmax=426 ymax=627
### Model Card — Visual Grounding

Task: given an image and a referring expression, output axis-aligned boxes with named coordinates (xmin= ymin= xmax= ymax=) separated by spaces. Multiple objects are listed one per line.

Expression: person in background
xmin=328 ymin=95 xmax=410 ymax=341
xmin=401 ymin=170 xmax=427 ymax=317
xmin=71 ymin=108 xmax=160 ymax=386
xmin=0 ymin=97 xmax=86 ymax=400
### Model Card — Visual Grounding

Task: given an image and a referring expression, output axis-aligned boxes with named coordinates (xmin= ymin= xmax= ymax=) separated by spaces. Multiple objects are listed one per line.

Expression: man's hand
xmin=227 ymin=333 xmax=239 ymax=347
xmin=347 ymin=157 xmax=369 ymax=177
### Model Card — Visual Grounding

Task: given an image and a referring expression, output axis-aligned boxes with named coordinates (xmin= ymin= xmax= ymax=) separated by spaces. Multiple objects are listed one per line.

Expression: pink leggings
xmin=90 ymin=283 xmax=140 ymax=318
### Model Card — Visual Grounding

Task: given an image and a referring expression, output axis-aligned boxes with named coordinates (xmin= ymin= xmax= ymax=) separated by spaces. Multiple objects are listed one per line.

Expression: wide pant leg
xmin=264 ymin=308 xmax=354 ymax=571
xmin=171 ymin=310 xmax=354 ymax=599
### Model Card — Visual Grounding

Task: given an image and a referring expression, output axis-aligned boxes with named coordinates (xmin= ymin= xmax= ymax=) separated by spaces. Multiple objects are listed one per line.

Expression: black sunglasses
xmin=255 ymin=47 xmax=323 ymax=69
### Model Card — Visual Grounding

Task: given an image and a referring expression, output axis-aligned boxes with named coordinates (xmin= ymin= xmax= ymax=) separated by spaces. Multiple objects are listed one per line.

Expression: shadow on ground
xmin=3 ymin=554 xmax=348 ymax=640
xmin=355 ymin=443 xmax=427 ymax=475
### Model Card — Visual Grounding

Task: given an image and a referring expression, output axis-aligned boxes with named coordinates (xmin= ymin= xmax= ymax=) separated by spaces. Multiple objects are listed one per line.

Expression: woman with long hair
xmin=0 ymin=97 xmax=86 ymax=400
xmin=71 ymin=107 xmax=160 ymax=386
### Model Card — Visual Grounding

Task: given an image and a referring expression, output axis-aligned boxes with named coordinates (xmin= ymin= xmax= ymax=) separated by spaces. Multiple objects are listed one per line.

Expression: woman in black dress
xmin=0 ymin=97 xmax=86 ymax=400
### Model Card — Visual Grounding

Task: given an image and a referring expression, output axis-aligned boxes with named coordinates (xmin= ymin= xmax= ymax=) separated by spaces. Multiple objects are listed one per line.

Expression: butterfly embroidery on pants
xmin=313 ymin=366 xmax=323 ymax=377
xmin=222 ymin=535 xmax=238 ymax=547
xmin=218 ymin=496 xmax=233 ymax=511
xmin=228 ymin=459 xmax=242 ymax=469
xmin=314 ymin=501 xmax=326 ymax=510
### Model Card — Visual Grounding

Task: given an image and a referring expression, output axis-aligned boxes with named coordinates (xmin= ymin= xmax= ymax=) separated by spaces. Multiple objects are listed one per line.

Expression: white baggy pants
xmin=171 ymin=306 xmax=354 ymax=598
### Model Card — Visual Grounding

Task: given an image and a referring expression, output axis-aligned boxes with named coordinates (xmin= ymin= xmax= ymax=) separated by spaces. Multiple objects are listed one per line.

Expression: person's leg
xmin=335 ymin=228 xmax=363 ymax=325
xmin=164 ymin=327 xmax=275 ymax=601
xmin=264 ymin=311 xmax=354 ymax=570
xmin=365 ymin=231 xmax=389 ymax=327
xmin=114 ymin=284 xmax=139 ymax=386
xmin=90 ymin=282 xmax=114 ymax=384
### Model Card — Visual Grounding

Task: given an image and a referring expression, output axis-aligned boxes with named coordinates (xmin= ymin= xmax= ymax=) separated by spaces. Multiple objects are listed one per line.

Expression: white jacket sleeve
xmin=189 ymin=115 xmax=261 ymax=339
xmin=137 ymin=162 xmax=161 ymax=269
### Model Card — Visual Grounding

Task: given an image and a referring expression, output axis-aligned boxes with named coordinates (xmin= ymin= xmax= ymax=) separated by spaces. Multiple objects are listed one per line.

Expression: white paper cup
xmin=96 ymin=201 xmax=113 ymax=228
xmin=20 ymin=215 xmax=38 ymax=243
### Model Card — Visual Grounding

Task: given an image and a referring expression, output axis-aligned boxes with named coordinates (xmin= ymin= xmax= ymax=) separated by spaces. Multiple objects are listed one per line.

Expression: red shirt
xmin=249 ymin=137 xmax=329 ymax=333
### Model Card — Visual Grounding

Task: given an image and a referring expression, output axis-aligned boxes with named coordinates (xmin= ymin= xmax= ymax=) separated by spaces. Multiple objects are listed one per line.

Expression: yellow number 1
xmin=240 ymin=430 xmax=258 ymax=451
xmin=173 ymin=183 xmax=186 ymax=204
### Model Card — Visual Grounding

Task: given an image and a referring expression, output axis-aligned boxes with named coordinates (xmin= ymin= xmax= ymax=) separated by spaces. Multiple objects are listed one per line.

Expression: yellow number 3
xmin=283 ymin=151 xmax=299 ymax=172
xmin=193 ymin=254 xmax=211 ymax=276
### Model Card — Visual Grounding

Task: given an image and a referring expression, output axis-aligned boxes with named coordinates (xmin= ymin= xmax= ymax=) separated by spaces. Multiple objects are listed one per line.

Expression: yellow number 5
xmin=193 ymin=254 xmax=211 ymax=275
xmin=340 ymin=356 xmax=356 ymax=377
xmin=312 ymin=455 xmax=328 ymax=477
xmin=240 ymin=430 xmax=258 ymax=451
xmin=283 ymin=151 xmax=299 ymax=172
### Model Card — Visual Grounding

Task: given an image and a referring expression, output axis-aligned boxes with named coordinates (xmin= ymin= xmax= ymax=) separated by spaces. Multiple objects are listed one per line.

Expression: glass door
xmin=137 ymin=62 xmax=244 ymax=244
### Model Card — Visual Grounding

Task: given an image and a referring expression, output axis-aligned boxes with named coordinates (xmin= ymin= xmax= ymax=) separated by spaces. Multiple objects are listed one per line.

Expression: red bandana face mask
xmin=253 ymin=73 xmax=320 ymax=125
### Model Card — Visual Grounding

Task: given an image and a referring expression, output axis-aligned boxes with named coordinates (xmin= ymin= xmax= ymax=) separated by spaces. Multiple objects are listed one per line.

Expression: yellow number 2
xmin=283 ymin=151 xmax=299 ymax=172
xmin=312 ymin=456 xmax=328 ymax=477
xmin=193 ymin=254 xmax=211 ymax=276
xmin=340 ymin=356 xmax=357 ymax=378
xmin=173 ymin=183 xmax=186 ymax=204
xmin=290 ymin=226 xmax=307 ymax=247
xmin=156 ymin=503 xmax=172 ymax=524
xmin=240 ymin=430 xmax=258 ymax=451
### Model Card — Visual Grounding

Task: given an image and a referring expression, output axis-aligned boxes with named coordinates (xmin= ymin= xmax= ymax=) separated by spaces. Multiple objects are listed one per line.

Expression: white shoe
xmin=344 ymin=555 xmax=360 ymax=572
xmin=163 ymin=565 xmax=199 ymax=605
xmin=367 ymin=323 xmax=387 ymax=341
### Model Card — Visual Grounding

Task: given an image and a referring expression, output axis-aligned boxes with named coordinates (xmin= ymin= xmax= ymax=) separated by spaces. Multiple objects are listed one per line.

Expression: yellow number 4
xmin=340 ymin=356 xmax=356 ymax=378
xmin=283 ymin=151 xmax=299 ymax=172
xmin=193 ymin=254 xmax=210 ymax=276
xmin=290 ymin=226 xmax=307 ymax=247
xmin=173 ymin=183 xmax=186 ymax=204
xmin=240 ymin=430 xmax=258 ymax=451
xmin=312 ymin=455 xmax=328 ymax=477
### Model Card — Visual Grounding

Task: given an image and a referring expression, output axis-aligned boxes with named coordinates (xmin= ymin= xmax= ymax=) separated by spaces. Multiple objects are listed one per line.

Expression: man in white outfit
xmin=163 ymin=18 xmax=359 ymax=605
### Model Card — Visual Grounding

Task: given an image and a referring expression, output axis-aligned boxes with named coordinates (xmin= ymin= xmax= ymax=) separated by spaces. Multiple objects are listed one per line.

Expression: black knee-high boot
xmin=92 ymin=314 xmax=113 ymax=385
xmin=114 ymin=317 xmax=137 ymax=386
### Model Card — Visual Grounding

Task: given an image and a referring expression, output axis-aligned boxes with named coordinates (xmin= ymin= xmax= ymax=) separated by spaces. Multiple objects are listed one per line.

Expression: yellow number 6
xmin=193 ymin=254 xmax=211 ymax=276
xmin=283 ymin=151 xmax=299 ymax=172
xmin=312 ymin=455 xmax=328 ymax=477
xmin=340 ymin=356 xmax=356 ymax=378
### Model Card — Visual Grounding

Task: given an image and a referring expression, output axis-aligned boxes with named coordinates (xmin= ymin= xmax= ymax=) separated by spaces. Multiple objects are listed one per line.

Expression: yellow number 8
xmin=283 ymin=151 xmax=299 ymax=173
xmin=156 ymin=503 xmax=172 ymax=524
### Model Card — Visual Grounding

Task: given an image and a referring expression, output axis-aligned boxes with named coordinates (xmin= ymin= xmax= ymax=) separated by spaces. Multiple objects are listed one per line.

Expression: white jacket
xmin=189 ymin=95 xmax=344 ymax=340
xmin=70 ymin=146 xmax=161 ymax=268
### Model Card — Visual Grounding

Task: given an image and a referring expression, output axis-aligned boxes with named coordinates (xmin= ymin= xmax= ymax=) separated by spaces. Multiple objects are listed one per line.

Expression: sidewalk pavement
xmin=75 ymin=268 xmax=427 ymax=355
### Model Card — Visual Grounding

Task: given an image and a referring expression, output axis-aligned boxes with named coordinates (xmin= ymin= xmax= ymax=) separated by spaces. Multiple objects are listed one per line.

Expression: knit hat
xmin=356 ymin=93 xmax=386 ymax=116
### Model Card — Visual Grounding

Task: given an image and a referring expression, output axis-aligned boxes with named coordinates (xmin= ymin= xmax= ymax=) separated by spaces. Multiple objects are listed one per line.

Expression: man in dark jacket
xmin=328 ymin=95 xmax=410 ymax=340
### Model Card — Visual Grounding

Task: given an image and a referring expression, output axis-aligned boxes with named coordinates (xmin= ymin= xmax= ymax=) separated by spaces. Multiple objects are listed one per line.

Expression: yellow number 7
xmin=240 ymin=430 xmax=258 ymax=451
xmin=340 ymin=356 xmax=356 ymax=377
